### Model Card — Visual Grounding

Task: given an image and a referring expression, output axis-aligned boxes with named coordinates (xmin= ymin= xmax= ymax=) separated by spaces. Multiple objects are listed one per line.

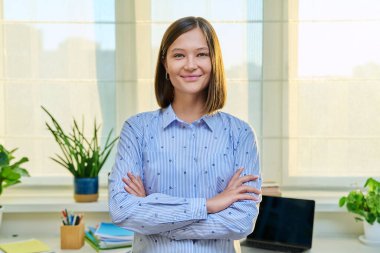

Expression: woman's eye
xmin=173 ymin=54 xmax=184 ymax=58
xmin=198 ymin=52 xmax=209 ymax=57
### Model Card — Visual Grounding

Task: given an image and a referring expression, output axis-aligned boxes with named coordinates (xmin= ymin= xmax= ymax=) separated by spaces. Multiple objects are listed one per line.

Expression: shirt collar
xmin=162 ymin=104 xmax=218 ymax=132
xmin=200 ymin=113 xmax=218 ymax=132
xmin=162 ymin=104 xmax=178 ymax=129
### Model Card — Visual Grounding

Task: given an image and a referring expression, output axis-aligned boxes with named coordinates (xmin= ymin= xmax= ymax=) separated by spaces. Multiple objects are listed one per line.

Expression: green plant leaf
xmin=365 ymin=177 xmax=380 ymax=192
xmin=340 ymin=178 xmax=380 ymax=224
xmin=42 ymin=106 xmax=118 ymax=178
xmin=0 ymin=151 xmax=9 ymax=167
xmin=12 ymin=167 xmax=30 ymax=177
xmin=10 ymin=157 xmax=29 ymax=169
xmin=339 ymin=196 xmax=347 ymax=207
xmin=0 ymin=144 xmax=29 ymax=195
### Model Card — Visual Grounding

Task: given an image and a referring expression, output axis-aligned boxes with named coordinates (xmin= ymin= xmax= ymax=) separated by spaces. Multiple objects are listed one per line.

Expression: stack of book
xmin=85 ymin=222 xmax=133 ymax=252
xmin=262 ymin=181 xmax=281 ymax=196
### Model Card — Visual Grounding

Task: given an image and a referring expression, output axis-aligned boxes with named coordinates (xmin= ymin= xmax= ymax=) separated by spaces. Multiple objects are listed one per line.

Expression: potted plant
xmin=0 ymin=144 xmax=30 ymax=227
xmin=42 ymin=106 xmax=118 ymax=202
xmin=339 ymin=177 xmax=380 ymax=243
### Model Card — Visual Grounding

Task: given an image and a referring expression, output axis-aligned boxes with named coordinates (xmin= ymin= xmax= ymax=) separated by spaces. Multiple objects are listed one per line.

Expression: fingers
xmin=123 ymin=178 xmax=140 ymax=196
xmin=237 ymin=174 xmax=259 ymax=185
xmin=123 ymin=172 xmax=146 ymax=197
xmin=128 ymin=172 xmax=146 ymax=196
xmin=236 ymin=185 xmax=262 ymax=195
xmin=136 ymin=175 xmax=144 ymax=190
xmin=124 ymin=177 xmax=140 ymax=194
xmin=234 ymin=185 xmax=261 ymax=202
xmin=227 ymin=168 xmax=244 ymax=188
xmin=236 ymin=193 xmax=259 ymax=202
xmin=127 ymin=172 xmax=141 ymax=187
xmin=227 ymin=168 xmax=259 ymax=188
xmin=124 ymin=183 xmax=137 ymax=195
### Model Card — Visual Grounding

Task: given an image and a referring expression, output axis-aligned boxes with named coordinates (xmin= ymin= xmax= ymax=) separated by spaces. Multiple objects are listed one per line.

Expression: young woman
xmin=108 ymin=16 xmax=262 ymax=253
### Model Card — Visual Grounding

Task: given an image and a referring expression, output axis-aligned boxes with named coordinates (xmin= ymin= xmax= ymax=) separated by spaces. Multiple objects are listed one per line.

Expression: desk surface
xmin=0 ymin=234 xmax=379 ymax=253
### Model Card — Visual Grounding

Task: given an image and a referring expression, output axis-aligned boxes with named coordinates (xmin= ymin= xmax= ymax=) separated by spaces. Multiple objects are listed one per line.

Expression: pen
xmin=72 ymin=215 xmax=77 ymax=226
xmin=75 ymin=215 xmax=81 ymax=225
xmin=61 ymin=210 xmax=83 ymax=225
xmin=65 ymin=209 xmax=69 ymax=225
xmin=61 ymin=210 xmax=67 ymax=225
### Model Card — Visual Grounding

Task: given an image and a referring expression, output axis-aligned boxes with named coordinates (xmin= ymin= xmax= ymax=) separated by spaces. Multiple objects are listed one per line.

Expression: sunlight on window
xmin=297 ymin=0 xmax=380 ymax=77
xmin=1 ymin=0 xmax=117 ymax=179
xmin=288 ymin=0 xmax=380 ymax=180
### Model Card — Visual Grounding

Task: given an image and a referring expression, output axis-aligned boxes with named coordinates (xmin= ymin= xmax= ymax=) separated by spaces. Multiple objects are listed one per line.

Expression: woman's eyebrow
xmin=170 ymin=47 xmax=209 ymax=52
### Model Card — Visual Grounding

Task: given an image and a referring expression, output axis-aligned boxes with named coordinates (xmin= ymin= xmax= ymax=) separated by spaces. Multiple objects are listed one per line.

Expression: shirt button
xmin=194 ymin=157 xmax=198 ymax=162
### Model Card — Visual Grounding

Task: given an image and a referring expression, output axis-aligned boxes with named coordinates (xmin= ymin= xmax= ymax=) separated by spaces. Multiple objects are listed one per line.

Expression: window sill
xmin=0 ymin=187 xmax=345 ymax=213
xmin=281 ymin=190 xmax=346 ymax=212
xmin=0 ymin=186 xmax=109 ymax=213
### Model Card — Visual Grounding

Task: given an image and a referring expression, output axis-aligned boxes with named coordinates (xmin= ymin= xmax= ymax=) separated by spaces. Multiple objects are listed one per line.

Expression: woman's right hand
xmin=206 ymin=168 xmax=261 ymax=214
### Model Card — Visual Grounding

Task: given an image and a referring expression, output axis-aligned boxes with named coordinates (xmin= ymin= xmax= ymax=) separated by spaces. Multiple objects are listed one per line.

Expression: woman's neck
xmin=172 ymin=95 xmax=207 ymax=123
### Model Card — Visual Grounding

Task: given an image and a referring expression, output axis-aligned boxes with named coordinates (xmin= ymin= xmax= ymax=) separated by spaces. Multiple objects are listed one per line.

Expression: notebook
xmin=0 ymin=239 xmax=52 ymax=253
xmin=242 ymin=195 xmax=315 ymax=253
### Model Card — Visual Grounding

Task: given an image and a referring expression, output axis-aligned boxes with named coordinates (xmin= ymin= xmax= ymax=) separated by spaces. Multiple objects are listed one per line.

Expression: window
xmin=285 ymin=0 xmax=380 ymax=186
xmin=0 ymin=0 xmax=117 ymax=185
xmin=0 ymin=0 xmax=264 ymax=186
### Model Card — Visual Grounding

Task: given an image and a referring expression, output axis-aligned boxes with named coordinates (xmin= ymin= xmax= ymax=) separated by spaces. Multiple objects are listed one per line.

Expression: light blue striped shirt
xmin=108 ymin=105 xmax=261 ymax=253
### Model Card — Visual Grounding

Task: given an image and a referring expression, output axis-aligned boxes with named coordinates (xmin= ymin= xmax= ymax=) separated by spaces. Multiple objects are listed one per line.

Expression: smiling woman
xmin=108 ymin=16 xmax=262 ymax=253
xmin=164 ymin=27 xmax=213 ymax=122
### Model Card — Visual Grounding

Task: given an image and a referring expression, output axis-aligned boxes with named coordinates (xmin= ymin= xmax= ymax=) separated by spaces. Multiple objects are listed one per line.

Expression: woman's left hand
xmin=122 ymin=172 xmax=146 ymax=197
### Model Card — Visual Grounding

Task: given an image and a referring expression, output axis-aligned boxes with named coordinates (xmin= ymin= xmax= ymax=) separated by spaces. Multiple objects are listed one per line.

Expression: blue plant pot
xmin=74 ymin=177 xmax=99 ymax=202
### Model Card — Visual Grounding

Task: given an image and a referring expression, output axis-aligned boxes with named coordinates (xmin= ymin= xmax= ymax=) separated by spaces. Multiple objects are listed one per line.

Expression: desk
xmin=1 ymin=233 xmax=379 ymax=253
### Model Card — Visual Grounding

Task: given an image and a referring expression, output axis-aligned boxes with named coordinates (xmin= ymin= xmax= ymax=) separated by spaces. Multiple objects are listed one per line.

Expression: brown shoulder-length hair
xmin=155 ymin=16 xmax=226 ymax=114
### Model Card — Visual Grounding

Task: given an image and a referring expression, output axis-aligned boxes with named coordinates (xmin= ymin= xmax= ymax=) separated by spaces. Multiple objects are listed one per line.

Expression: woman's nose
xmin=184 ymin=56 xmax=197 ymax=71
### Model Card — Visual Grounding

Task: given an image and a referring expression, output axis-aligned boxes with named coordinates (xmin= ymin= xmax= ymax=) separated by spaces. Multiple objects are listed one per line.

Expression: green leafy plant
xmin=0 ymin=144 xmax=30 ymax=195
xmin=42 ymin=106 xmax=118 ymax=178
xmin=339 ymin=178 xmax=380 ymax=225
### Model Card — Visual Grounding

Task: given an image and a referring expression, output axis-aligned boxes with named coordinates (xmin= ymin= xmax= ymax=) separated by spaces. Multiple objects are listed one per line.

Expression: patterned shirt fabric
xmin=108 ymin=104 xmax=262 ymax=253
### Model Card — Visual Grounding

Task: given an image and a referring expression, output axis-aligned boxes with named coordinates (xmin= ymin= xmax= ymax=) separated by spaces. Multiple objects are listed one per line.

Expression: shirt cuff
xmin=172 ymin=197 xmax=207 ymax=222
xmin=189 ymin=197 xmax=207 ymax=220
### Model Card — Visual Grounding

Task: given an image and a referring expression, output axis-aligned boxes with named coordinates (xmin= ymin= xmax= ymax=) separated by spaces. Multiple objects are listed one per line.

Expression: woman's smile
xmin=180 ymin=74 xmax=202 ymax=82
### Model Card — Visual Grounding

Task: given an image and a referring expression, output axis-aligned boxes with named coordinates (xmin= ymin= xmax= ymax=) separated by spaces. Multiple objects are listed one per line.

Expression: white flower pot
xmin=363 ymin=221 xmax=380 ymax=242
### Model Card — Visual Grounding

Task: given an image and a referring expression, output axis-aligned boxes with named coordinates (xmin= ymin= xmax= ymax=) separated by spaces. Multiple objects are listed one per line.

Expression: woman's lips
xmin=181 ymin=75 xmax=202 ymax=82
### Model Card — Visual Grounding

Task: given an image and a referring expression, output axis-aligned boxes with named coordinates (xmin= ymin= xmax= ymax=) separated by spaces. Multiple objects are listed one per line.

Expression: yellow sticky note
xmin=0 ymin=239 xmax=51 ymax=253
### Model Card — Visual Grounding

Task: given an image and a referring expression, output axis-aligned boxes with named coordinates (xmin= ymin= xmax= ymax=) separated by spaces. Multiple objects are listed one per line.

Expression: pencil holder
xmin=60 ymin=221 xmax=85 ymax=249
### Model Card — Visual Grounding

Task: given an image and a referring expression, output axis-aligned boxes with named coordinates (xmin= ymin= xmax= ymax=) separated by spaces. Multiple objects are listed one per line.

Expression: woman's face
xmin=165 ymin=27 xmax=212 ymax=99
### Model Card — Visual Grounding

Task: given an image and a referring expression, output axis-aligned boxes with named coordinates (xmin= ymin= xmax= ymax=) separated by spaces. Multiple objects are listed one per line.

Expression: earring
xmin=165 ymin=72 xmax=169 ymax=80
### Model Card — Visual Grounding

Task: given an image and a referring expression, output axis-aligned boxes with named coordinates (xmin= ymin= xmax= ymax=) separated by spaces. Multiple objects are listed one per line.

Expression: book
xmin=85 ymin=223 xmax=133 ymax=252
xmin=88 ymin=227 xmax=133 ymax=248
xmin=0 ymin=239 xmax=53 ymax=253
xmin=85 ymin=231 xmax=132 ymax=252
xmin=262 ymin=181 xmax=281 ymax=197
xmin=95 ymin=222 xmax=134 ymax=241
